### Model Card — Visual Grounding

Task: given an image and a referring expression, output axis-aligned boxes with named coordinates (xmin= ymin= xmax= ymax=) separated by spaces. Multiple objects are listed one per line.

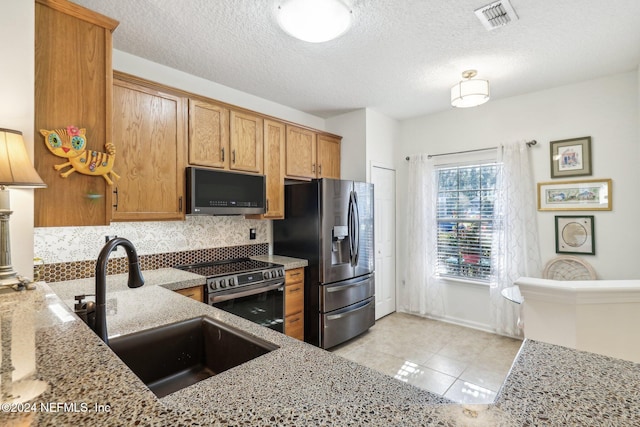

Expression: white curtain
xmin=400 ymin=154 xmax=445 ymax=318
xmin=490 ymin=141 xmax=542 ymax=337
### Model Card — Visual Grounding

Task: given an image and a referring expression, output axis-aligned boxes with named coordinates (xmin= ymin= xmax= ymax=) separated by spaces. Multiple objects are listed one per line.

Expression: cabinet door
xmin=34 ymin=0 xmax=118 ymax=227
xmin=317 ymin=134 xmax=341 ymax=179
xmin=188 ymin=99 xmax=229 ymax=168
xmin=230 ymin=111 xmax=263 ymax=173
xmin=112 ymin=79 xmax=186 ymax=221
xmin=285 ymin=280 xmax=304 ymax=316
xmin=284 ymin=268 xmax=304 ymax=340
xmin=285 ymin=125 xmax=316 ymax=180
xmin=263 ymin=119 xmax=285 ymax=218
xmin=284 ymin=313 xmax=304 ymax=340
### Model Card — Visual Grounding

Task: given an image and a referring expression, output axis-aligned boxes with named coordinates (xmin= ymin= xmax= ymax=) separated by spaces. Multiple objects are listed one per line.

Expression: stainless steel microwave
xmin=186 ymin=167 xmax=266 ymax=215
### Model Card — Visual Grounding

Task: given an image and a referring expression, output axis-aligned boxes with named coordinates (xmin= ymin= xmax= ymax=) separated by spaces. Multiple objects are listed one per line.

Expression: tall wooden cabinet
xmin=111 ymin=77 xmax=186 ymax=221
xmin=34 ymin=0 xmax=118 ymax=227
xmin=247 ymin=119 xmax=286 ymax=219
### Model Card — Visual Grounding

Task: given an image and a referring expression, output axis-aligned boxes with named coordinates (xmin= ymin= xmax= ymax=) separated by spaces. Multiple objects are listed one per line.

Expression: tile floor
xmin=330 ymin=312 xmax=522 ymax=404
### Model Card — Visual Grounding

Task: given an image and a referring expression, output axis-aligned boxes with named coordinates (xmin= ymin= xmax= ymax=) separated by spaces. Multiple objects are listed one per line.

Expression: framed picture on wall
xmin=537 ymin=179 xmax=611 ymax=211
xmin=555 ymin=215 xmax=595 ymax=255
xmin=550 ymin=136 xmax=592 ymax=178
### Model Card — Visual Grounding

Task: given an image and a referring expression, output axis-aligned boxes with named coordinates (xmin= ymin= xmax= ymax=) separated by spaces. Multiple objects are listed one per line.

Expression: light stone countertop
xmin=251 ymin=254 xmax=308 ymax=270
xmin=1 ymin=268 xmax=639 ymax=426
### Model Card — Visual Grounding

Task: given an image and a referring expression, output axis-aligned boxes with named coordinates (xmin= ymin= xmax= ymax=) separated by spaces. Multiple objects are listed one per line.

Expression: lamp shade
xmin=450 ymin=78 xmax=490 ymax=108
xmin=0 ymin=128 xmax=46 ymax=187
xmin=277 ymin=0 xmax=352 ymax=43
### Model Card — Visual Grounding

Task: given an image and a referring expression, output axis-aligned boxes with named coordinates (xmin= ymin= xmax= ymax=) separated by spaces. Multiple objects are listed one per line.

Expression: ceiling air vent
xmin=474 ymin=0 xmax=519 ymax=31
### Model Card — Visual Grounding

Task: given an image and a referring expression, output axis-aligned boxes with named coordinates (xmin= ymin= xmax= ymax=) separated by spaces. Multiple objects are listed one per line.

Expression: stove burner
xmin=177 ymin=258 xmax=280 ymax=278
xmin=176 ymin=258 xmax=285 ymax=295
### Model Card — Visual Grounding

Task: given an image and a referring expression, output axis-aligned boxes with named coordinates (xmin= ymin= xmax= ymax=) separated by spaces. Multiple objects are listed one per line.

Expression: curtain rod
xmin=405 ymin=140 xmax=537 ymax=161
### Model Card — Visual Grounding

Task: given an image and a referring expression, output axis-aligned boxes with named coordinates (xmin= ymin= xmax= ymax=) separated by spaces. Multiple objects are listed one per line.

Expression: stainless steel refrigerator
xmin=273 ymin=179 xmax=375 ymax=349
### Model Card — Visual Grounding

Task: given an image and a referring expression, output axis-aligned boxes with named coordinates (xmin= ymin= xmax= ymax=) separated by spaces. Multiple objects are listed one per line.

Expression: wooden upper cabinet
xmin=285 ymin=125 xmax=316 ymax=180
xmin=34 ymin=0 xmax=118 ymax=227
xmin=111 ymin=78 xmax=186 ymax=221
xmin=247 ymin=119 xmax=285 ymax=219
xmin=317 ymin=134 xmax=341 ymax=179
xmin=229 ymin=111 xmax=263 ymax=174
xmin=188 ymin=99 xmax=229 ymax=169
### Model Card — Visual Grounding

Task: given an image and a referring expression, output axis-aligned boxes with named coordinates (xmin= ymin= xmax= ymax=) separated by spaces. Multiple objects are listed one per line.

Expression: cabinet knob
xmin=232 ymin=149 xmax=236 ymax=164
xmin=221 ymin=147 xmax=225 ymax=162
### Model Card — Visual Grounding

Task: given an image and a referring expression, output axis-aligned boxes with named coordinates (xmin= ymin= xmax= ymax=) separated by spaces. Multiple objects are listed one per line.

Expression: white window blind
xmin=435 ymin=162 xmax=499 ymax=281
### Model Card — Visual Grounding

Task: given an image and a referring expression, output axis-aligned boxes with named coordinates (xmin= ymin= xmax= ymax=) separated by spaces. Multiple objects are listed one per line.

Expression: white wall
xmin=326 ymin=108 xmax=399 ymax=183
xmin=365 ymin=109 xmax=398 ymax=180
xmin=1 ymin=0 xmax=35 ymax=280
xmin=114 ymin=50 xmax=325 ymax=131
xmin=396 ymin=71 xmax=640 ymax=330
xmin=326 ymin=109 xmax=367 ymax=181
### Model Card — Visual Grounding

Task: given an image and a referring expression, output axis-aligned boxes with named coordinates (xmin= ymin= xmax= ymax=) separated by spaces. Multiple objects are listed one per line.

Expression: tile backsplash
xmin=34 ymin=216 xmax=271 ymax=282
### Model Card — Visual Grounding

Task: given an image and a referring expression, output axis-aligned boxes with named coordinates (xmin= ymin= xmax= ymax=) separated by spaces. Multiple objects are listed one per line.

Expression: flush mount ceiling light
xmin=450 ymin=70 xmax=490 ymax=108
xmin=277 ymin=0 xmax=352 ymax=43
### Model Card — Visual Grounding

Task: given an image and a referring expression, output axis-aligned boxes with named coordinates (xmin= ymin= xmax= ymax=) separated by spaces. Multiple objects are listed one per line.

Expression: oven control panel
xmin=207 ymin=267 xmax=285 ymax=292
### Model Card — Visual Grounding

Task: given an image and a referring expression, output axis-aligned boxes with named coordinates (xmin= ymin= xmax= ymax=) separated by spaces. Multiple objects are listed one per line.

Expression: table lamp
xmin=0 ymin=128 xmax=46 ymax=291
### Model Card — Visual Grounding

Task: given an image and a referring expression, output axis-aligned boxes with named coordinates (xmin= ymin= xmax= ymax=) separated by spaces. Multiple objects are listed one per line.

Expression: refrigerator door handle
xmin=347 ymin=191 xmax=355 ymax=265
xmin=353 ymin=191 xmax=360 ymax=265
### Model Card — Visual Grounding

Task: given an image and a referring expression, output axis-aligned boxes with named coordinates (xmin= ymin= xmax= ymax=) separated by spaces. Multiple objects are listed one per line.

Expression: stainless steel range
xmin=176 ymin=258 xmax=285 ymax=332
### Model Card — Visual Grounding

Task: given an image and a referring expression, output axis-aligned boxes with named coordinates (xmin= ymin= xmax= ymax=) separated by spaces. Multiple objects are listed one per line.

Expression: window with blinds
xmin=435 ymin=163 xmax=499 ymax=281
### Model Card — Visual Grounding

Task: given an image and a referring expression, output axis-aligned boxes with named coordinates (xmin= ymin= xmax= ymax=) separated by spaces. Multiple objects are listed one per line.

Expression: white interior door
xmin=372 ymin=165 xmax=396 ymax=319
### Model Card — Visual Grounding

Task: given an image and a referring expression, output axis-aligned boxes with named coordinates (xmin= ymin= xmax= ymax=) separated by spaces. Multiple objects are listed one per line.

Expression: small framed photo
xmin=550 ymin=136 xmax=592 ymax=178
xmin=555 ymin=215 xmax=595 ymax=255
xmin=537 ymin=179 xmax=611 ymax=211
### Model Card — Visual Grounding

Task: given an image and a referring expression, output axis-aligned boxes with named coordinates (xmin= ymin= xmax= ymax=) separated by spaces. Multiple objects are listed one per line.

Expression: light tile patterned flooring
xmin=330 ymin=312 xmax=522 ymax=404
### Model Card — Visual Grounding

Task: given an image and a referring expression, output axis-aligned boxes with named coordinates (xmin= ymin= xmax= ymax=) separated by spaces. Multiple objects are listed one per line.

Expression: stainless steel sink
xmin=109 ymin=316 xmax=279 ymax=398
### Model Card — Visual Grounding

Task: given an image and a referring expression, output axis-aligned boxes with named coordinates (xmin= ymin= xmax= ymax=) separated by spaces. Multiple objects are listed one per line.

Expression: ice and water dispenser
xmin=332 ymin=225 xmax=350 ymax=265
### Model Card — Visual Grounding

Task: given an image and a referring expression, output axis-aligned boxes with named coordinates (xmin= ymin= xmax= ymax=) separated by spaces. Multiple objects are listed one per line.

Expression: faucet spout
xmin=94 ymin=237 xmax=145 ymax=345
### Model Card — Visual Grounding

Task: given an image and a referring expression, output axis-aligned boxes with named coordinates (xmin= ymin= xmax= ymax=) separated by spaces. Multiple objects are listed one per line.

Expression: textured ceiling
xmin=72 ymin=0 xmax=640 ymax=120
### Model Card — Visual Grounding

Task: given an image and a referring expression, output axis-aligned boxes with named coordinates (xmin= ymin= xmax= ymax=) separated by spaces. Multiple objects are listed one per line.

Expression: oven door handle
xmin=210 ymin=281 xmax=284 ymax=303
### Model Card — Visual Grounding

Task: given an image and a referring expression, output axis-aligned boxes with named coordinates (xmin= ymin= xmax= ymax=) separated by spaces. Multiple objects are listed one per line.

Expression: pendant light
xmin=277 ymin=0 xmax=352 ymax=43
xmin=450 ymin=70 xmax=490 ymax=108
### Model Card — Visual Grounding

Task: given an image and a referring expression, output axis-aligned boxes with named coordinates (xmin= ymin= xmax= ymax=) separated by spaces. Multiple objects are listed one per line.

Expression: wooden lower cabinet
xmin=174 ymin=285 xmax=204 ymax=303
xmin=284 ymin=268 xmax=304 ymax=340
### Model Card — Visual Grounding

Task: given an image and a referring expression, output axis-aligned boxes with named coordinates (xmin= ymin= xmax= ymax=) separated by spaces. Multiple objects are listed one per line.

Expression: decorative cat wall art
xmin=39 ymin=126 xmax=120 ymax=185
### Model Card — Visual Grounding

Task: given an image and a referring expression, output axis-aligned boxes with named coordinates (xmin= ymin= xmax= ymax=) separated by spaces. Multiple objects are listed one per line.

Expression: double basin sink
xmin=109 ymin=316 xmax=279 ymax=398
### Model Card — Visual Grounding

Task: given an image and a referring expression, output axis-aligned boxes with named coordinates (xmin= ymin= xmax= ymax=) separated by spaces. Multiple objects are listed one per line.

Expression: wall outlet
xmin=249 ymin=229 xmax=256 ymax=240
xmin=105 ymin=235 xmax=119 ymax=251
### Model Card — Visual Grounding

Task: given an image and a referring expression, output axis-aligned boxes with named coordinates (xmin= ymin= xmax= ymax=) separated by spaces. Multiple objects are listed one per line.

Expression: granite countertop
xmin=1 ymin=268 xmax=639 ymax=426
xmin=251 ymin=254 xmax=308 ymax=270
